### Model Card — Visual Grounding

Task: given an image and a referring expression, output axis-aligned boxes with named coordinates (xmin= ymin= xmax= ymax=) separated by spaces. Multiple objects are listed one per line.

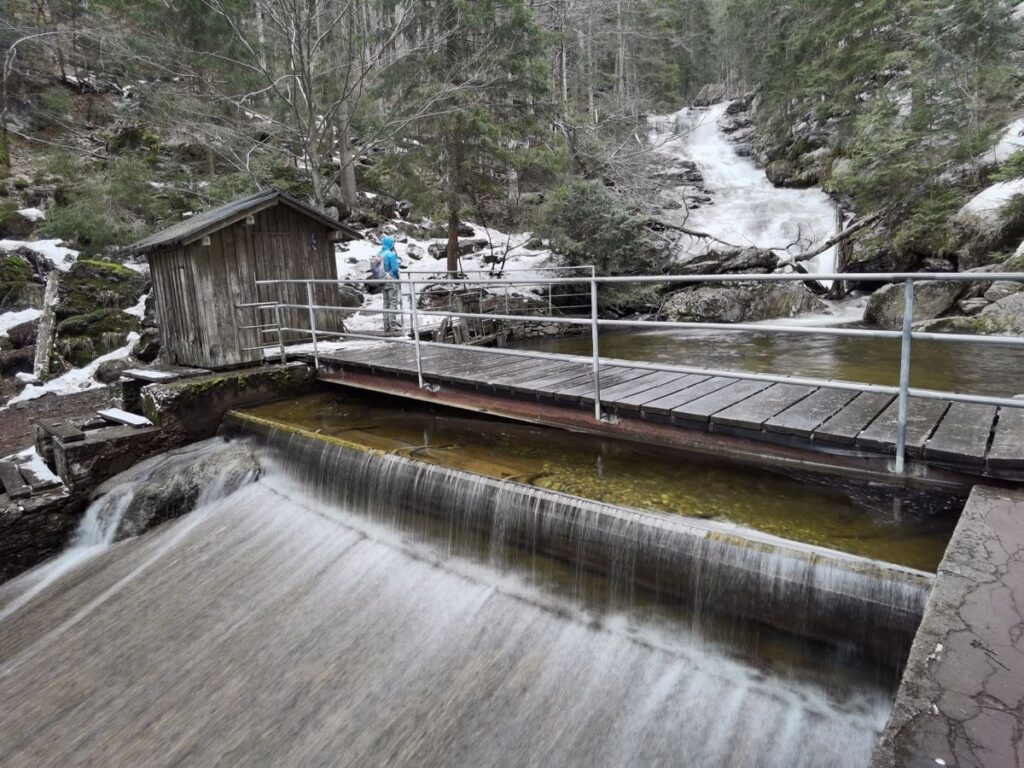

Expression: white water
xmin=0 ymin=442 xmax=893 ymax=766
xmin=650 ymin=102 xmax=839 ymax=277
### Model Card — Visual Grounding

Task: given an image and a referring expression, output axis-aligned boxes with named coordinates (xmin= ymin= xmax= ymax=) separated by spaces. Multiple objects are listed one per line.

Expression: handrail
xmin=242 ymin=269 xmax=1024 ymax=475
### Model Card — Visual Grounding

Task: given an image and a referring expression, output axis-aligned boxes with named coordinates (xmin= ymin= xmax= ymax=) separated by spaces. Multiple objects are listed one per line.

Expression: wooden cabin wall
xmin=247 ymin=205 xmax=347 ymax=343
xmin=149 ymin=202 xmax=351 ymax=369
xmin=149 ymin=246 xmax=211 ymax=367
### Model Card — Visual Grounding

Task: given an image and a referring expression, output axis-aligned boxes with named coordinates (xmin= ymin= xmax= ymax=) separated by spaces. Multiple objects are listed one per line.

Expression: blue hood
xmin=381 ymin=236 xmax=395 ymax=250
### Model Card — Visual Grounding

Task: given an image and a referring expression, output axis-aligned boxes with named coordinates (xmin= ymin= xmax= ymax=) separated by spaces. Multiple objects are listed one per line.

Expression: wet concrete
xmin=872 ymin=486 xmax=1024 ymax=767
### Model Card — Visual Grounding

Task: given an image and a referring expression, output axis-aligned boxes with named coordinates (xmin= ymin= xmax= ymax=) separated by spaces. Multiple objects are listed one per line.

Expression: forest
xmin=1 ymin=0 xmax=1022 ymax=274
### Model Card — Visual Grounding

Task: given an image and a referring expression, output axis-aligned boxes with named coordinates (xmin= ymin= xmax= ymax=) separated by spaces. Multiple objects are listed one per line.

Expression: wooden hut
xmin=127 ymin=189 xmax=360 ymax=369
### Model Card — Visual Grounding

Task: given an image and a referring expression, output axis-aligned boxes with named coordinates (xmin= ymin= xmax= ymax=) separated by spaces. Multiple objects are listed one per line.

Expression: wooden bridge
xmin=303 ymin=341 xmax=1024 ymax=490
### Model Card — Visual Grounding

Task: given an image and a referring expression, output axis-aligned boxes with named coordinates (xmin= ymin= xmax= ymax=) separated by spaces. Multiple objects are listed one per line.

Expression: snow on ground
xmin=8 ymin=332 xmax=139 ymax=405
xmin=0 ymin=238 xmax=78 ymax=271
xmin=333 ymin=222 xmax=566 ymax=334
xmin=2 ymin=446 xmax=61 ymax=487
xmin=0 ymin=308 xmax=41 ymax=337
xmin=959 ymin=177 xmax=1024 ymax=226
xmin=124 ymin=291 xmax=149 ymax=320
xmin=986 ymin=118 xmax=1024 ymax=165
xmin=16 ymin=207 xmax=46 ymax=223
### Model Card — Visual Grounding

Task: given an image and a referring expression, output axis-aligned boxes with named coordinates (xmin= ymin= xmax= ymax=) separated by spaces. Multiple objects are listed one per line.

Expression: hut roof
xmin=126 ymin=188 xmax=360 ymax=255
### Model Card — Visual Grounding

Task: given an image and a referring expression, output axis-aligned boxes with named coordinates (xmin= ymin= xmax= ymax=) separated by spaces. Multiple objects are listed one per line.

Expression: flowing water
xmin=0 ymin=437 xmax=900 ymax=767
xmin=650 ymin=102 xmax=839 ymax=275
xmin=516 ymin=327 xmax=1024 ymax=399
xmin=239 ymin=392 xmax=960 ymax=572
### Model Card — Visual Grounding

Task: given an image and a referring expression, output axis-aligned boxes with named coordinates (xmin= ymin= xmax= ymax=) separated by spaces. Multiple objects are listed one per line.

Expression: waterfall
xmin=0 ymin=430 xmax=897 ymax=767
xmin=228 ymin=413 xmax=931 ymax=667
xmin=650 ymin=102 xmax=840 ymax=280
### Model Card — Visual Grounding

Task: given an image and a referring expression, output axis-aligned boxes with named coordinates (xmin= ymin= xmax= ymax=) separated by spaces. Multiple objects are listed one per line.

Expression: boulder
xmin=133 ymin=327 xmax=161 ymax=363
xmin=0 ymin=345 xmax=34 ymax=375
xmin=5 ymin=319 xmax=37 ymax=348
xmin=90 ymin=439 xmax=261 ymax=542
xmin=662 ymin=282 xmax=826 ymax=323
xmin=0 ymin=208 xmax=42 ymax=238
xmin=95 ymin=358 xmax=132 ymax=384
xmin=984 ymin=281 xmax=1021 ymax=303
xmin=0 ymin=250 xmax=48 ymax=311
xmin=863 ymin=280 xmax=968 ymax=329
xmin=979 ymin=292 xmax=1024 ymax=334
xmin=958 ymin=298 xmax=989 ymax=316
xmin=336 ymin=285 xmax=363 ymax=308
xmin=693 ymin=83 xmax=727 ymax=107
xmin=57 ymin=259 xmax=148 ymax=321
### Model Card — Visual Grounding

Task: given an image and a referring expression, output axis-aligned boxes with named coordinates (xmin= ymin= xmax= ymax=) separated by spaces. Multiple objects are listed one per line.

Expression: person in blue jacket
xmin=379 ymin=236 xmax=402 ymax=333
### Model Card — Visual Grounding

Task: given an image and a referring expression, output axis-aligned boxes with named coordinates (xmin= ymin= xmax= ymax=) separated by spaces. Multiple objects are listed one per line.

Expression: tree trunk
xmin=446 ymin=205 xmax=460 ymax=275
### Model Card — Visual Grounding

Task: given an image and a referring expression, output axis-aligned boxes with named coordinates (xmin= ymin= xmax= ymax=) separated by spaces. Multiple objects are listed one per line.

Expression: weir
xmin=226 ymin=410 xmax=932 ymax=665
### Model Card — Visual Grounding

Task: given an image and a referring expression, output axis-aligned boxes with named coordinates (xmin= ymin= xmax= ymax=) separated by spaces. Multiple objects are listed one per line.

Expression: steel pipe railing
xmin=241 ymin=268 xmax=1024 ymax=475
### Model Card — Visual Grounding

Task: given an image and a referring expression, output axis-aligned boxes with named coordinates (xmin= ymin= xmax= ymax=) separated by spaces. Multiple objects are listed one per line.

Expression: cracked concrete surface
xmin=872 ymin=485 xmax=1024 ymax=768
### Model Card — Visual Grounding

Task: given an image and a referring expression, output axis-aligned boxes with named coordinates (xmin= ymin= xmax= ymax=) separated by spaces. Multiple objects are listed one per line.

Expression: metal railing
xmin=238 ymin=269 xmax=1024 ymax=474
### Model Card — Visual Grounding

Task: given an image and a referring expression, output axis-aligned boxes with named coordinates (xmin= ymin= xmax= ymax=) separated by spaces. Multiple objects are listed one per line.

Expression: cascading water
xmin=0 ymin=432 xmax=916 ymax=765
xmin=649 ymin=102 xmax=840 ymax=279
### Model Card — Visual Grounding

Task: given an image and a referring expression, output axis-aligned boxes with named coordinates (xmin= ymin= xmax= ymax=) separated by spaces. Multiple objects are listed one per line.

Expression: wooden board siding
xmin=148 ymin=201 xmax=347 ymax=368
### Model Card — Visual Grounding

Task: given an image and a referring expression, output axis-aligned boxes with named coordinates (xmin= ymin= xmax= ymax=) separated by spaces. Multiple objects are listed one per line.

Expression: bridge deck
xmin=309 ymin=343 xmax=1024 ymax=485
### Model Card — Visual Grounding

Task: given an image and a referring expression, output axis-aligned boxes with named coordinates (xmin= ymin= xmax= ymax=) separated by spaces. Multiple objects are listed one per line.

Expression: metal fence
xmin=238 ymin=269 xmax=1024 ymax=474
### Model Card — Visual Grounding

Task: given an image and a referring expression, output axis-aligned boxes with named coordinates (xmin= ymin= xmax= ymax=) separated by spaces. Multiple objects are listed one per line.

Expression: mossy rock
xmin=57 ymin=307 xmax=138 ymax=338
xmin=57 ymin=258 xmax=148 ymax=321
xmin=0 ymin=254 xmax=38 ymax=310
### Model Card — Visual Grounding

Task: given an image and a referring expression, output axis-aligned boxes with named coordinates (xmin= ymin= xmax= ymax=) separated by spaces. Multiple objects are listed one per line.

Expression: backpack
xmin=370 ymin=253 xmax=384 ymax=280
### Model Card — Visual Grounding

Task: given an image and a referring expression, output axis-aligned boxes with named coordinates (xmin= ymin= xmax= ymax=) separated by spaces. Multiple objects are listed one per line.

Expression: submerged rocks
xmin=91 ymin=438 xmax=260 ymax=541
xmin=662 ymin=282 xmax=826 ymax=323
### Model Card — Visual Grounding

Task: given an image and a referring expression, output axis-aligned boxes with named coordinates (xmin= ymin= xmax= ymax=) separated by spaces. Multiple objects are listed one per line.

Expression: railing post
xmin=407 ymin=275 xmax=425 ymax=388
xmin=590 ymin=277 xmax=602 ymax=421
xmin=305 ymin=280 xmax=319 ymax=369
xmin=273 ymin=303 xmax=286 ymax=364
xmin=548 ymin=282 xmax=553 ymax=316
xmin=894 ymin=278 xmax=914 ymax=474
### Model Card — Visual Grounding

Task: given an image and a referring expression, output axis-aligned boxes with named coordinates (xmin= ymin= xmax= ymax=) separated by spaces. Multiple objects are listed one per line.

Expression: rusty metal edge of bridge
xmin=308 ymin=356 xmax=1006 ymax=493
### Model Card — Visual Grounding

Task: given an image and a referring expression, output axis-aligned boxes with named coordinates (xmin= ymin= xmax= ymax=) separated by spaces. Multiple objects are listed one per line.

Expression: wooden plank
xmin=507 ymin=363 xmax=587 ymax=394
xmin=856 ymin=397 xmax=950 ymax=454
xmin=599 ymin=371 xmax=683 ymax=402
xmin=554 ymin=367 xmax=639 ymax=402
xmin=0 ymin=461 xmax=31 ymax=499
xmin=672 ymin=379 xmax=772 ymax=423
xmin=765 ymin=388 xmax=858 ymax=438
xmin=711 ymin=384 xmax=816 ymax=430
xmin=642 ymin=377 xmax=737 ymax=416
xmin=511 ymin=364 xmax=592 ymax=395
xmin=96 ymin=408 xmax=154 ymax=428
xmin=987 ymin=406 xmax=1024 ymax=468
xmin=813 ymin=392 xmax=893 ymax=445
xmin=925 ymin=402 xmax=998 ymax=465
xmin=440 ymin=356 xmax=535 ymax=386
xmin=614 ymin=374 xmax=710 ymax=411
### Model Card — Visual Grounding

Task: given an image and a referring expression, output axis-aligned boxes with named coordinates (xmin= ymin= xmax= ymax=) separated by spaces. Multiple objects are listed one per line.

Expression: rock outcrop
xmin=864 ymin=280 xmax=968 ymax=329
xmin=662 ymin=282 xmax=826 ymax=323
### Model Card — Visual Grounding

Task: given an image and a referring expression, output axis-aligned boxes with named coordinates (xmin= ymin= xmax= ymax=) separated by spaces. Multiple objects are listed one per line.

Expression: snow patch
xmin=987 ymin=117 xmax=1024 ymax=165
xmin=959 ymin=178 xmax=1024 ymax=225
xmin=0 ymin=239 xmax=79 ymax=271
xmin=0 ymin=308 xmax=41 ymax=337
xmin=8 ymin=332 xmax=139 ymax=405
xmin=2 ymin=446 xmax=60 ymax=488
xmin=124 ymin=291 xmax=149 ymax=320
xmin=16 ymin=207 xmax=46 ymax=223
